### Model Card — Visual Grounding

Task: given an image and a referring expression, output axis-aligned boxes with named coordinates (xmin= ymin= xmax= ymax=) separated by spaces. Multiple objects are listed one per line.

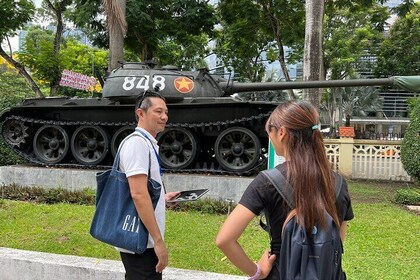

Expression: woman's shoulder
xmin=331 ymin=172 xmax=349 ymax=192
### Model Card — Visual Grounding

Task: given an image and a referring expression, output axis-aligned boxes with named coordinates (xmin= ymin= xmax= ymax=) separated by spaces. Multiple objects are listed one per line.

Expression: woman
xmin=216 ymin=101 xmax=354 ymax=279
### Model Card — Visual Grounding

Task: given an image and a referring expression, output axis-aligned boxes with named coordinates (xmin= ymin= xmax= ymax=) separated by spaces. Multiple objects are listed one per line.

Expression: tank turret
xmin=1 ymin=61 xmax=419 ymax=175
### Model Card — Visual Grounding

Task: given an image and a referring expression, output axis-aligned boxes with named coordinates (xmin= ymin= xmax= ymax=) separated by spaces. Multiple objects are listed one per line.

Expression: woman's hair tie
xmin=312 ymin=124 xmax=320 ymax=130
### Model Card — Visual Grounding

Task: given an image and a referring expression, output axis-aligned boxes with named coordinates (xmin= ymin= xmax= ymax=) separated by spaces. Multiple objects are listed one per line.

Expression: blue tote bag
xmin=90 ymin=133 xmax=161 ymax=254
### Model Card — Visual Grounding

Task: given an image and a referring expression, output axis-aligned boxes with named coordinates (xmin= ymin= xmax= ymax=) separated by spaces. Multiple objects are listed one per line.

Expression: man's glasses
xmin=136 ymin=90 xmax=165 ymax=109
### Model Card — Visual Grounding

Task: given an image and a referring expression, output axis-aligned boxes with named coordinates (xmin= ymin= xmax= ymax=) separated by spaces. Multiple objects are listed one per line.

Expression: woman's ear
xmin=278 ymin=126 xmax=287 ymax=141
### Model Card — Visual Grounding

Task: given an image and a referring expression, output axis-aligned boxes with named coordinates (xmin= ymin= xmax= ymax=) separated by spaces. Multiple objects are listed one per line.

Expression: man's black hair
xmin=135 ymin=90 xmax=166 ymax=110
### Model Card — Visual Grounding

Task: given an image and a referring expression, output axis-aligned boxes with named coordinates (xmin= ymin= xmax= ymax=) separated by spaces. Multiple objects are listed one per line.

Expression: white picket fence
xmin=324 ymin=139 xmax=411 ymax=181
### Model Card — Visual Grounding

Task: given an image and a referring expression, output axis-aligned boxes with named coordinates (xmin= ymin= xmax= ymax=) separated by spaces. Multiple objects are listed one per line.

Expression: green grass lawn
xmin=0 ymin=180 xmax=419 ymax=279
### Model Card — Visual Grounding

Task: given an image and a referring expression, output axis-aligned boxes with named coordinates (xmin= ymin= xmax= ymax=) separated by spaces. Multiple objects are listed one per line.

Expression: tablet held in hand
xmin=168 ymin=189 xmax=209 ymax=202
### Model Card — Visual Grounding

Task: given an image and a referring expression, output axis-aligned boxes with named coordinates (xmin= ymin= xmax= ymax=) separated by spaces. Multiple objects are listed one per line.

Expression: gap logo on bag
xmin=122 ymin=215 xmax=142 ymax=233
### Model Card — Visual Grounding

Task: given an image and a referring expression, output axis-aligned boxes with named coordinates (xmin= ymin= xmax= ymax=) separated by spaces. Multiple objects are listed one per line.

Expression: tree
xmin=71 ymin=0 xmax=216 ymax=68
xmin=374 ymin=3 xmax=420 ymax=77
xmin=324 ymin=1 xmax=389 ymax=80
xmin=42 ymin=0 xmax=73 ymax=96
xmin=303 ymin=0 xmax=324 ymax=109
xmin=19 ymin=27 xmax=58 ymax=88
xmin=0 ymin=0 xmax=44 ymax=98
xmin=55 ymin=39 xmax=108 ymax=96
xmin=340 ymin=86 xmax=383 ymax=119
xmin=215 ymin=0 xmax=304 ymax=100
xmin=321 ymin=84 xmax=383 ymax=135
xmin=102 ymin=0 xmax=126 ymax=71
xmin=157 ymin=33 xmax=211 ymax=71
xmin=215 ymin=0 xmax=272 ymax=82
xmin=401 ymin=97 xmax=420 ymax=181
xmin=59 ymin=40 xmax=108 ymax=78
xmin=391 ymin=0 xmax=417 ymax=17
xmin=19 ymin=27 xmax=108 ymax=97
xmin=322 ymin=1 xmax=389 ymax=131
xmin=126 ymin=0 xmax=216 ymax=68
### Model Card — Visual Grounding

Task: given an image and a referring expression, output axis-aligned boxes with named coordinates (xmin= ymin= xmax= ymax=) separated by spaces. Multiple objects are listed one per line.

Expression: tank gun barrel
xmin=220 ymin=77 xmax=396 ymax=94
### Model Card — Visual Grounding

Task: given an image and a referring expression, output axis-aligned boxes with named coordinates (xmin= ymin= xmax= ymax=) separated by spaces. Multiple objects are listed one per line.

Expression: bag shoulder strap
xmin=112 ymin=132 xmax=152 ymax=177
xmin=262 ymin=168 xmax=294 ymax=208
xmin=261 ymin=168 xmax=343 ymax=209
xmin=259 ymin=169 xmax=292 ymax=232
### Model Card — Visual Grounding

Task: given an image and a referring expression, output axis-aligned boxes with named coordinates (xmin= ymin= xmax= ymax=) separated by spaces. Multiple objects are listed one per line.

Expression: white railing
xmin=352 ymin=140 xmax=411 ymax=181
xmin=325 ymin=141 xmax=340 ymax=172
xmin=324 ymin=139 xmax=411 ymax=181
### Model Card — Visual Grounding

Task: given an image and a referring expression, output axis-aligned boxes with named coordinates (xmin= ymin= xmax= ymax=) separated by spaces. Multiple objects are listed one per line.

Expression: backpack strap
xmin=262 ymin=168 xmax=343 ymax=208
xmin=262 ymin=168 xmax=295 ymax=208
xmin=260 ymin=169 xmax=343 ymax=232
xmin=259 ymin=169 xmax=292 ymax=232
xmin=332 ymin=172 xmax=343 ymax=199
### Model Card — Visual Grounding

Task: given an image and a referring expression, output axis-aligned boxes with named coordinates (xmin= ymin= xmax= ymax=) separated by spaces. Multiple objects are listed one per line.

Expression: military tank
xmin=1 ymin=62 xmax=418 ymax=175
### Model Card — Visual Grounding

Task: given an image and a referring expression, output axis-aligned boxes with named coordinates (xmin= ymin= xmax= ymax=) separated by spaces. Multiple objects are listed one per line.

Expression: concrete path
xmin=0 ymin=247 xmax=247 ymax=280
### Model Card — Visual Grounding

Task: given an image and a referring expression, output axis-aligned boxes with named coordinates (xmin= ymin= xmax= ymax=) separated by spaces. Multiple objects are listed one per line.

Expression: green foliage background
xmin=374 ymin=3 xmax=420 ymax=76
xmin=0 ymin=68 xmax=30 ymax=166
xmin=0 ymin=0 xmax=34 ymax=40
xmin=401 ymin=97 xmax=420 ymax=181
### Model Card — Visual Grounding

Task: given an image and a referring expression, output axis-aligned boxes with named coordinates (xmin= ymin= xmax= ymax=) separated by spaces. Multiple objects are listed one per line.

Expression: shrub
xmin=170 ymin=198 xmax=237 ymax=215
xmin=0 ymin=142 xmax=24 ymax=166
xmin=0 ymin=184 xmax=95 ymax=205
xmin=0 ymin=70 xmax=32 ymax=109
xmin=394 ymin=188 xmax=420 ymax=205
xmin=0 ymin=70 xmax=32 ymax=166
xmin=0 ymin=69 xmax=32 ymax=166
xmin=401 ymin=97 xmax=420 ymax=181
xmin=0 ymin=184 xmax=234 ymax=214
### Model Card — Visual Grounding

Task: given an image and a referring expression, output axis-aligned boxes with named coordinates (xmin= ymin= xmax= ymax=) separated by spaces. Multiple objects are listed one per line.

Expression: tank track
xmin=2 ymin=113 xmax=270 ymax=176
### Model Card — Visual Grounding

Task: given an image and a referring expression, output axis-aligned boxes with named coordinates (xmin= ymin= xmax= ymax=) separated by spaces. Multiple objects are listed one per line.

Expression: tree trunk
xmin=303 ymin=0 xmax=325 ymax=109
xmin=45 ymin=0 xmax=70 ymax=96
xmin=104 ymin=0 xmax=127 ymax=72
xmin=277 ymin=42 xmax=296 ymax=100
xmin=329 ymin=89 xmax=337 ymax=137
xmin=0 ymin=46 xmax=44 ymax=98
xmin=262 ymin=2 xmax=295 ymax=100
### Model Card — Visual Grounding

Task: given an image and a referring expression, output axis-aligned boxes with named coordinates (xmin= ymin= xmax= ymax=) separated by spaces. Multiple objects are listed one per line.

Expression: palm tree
xmin=340 ymin=86 xmax=383 ymax=126
xmin=321 ymin=85 xmax=383 ymax=137
xmin=102 ymin=0 xmax=126 ymax=71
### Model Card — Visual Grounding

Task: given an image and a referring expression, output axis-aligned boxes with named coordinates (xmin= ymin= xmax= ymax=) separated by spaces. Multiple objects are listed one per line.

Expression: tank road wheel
xmin=2 ymin=119 xmax=29 ymax=147
xmin=157 ymin=128 xmax=198 ymax=169
xmin=111 ymin=126 xmax=134 ymax=157
xmin=33 ymin=125 xmax=69 ymax=164
xmin=214 ymin=127 xmax=261 ymax=172
xmin=71 ymin=126 xmax=109 ymax=165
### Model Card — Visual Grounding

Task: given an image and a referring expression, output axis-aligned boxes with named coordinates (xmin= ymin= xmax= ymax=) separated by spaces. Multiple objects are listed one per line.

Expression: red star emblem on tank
xmin=174 ymin=77 xmax=194 ymax=94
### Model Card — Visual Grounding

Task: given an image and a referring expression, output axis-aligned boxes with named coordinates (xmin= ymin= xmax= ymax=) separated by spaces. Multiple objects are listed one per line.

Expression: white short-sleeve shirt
xmin=117 ymin=128 xmax=165 ymax=253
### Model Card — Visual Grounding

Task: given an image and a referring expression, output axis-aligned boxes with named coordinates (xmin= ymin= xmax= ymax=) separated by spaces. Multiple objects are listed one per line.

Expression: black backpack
xmin=262 ymin=168 xmax=344 ymax=280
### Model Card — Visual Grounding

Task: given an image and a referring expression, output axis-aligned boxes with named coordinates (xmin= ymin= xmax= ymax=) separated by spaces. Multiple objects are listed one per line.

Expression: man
xmin=118 ymin=90 xmax=179 ymax=280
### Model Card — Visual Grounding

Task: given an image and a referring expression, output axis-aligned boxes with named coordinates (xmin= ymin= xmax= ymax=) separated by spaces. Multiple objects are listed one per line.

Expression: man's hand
xmin=154 ymin=239 xmax=168 ymax=273
xmin=165 ymin=191 xmax=181 ymax=207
